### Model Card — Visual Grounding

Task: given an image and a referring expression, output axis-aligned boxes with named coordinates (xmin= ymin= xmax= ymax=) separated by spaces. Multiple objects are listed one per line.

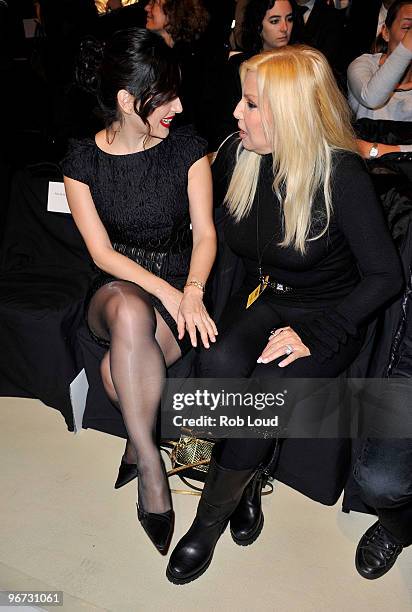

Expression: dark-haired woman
xmin=239 ymin=0 xmax=302 ymax=54
xmin=215 ymin=0 xmax=303 ymax=147
xmin=61 ymin=28 xmax=217 ymax=555
xmin=145 ymin=0 xmax=209 ymax=48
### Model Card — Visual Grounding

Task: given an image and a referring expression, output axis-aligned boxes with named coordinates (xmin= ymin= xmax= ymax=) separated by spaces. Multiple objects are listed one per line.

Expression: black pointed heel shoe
xmin=137 ymin=504 xmax=174 ymax=555
xmin=230 ymin=467 xmax=266 ymax=546
xmin=114 ymin=459 xmax=138 ymax=489
xmin=166 ymin=459 xmax=256 ymax=585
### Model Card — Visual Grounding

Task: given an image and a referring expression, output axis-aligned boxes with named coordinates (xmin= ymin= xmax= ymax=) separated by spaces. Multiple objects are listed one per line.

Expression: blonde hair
xmin=225 ymin=45 xmax=358 ymax=254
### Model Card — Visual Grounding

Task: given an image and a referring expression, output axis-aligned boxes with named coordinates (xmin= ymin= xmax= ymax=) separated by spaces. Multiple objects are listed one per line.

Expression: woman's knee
xmin=197 ymin=344 xmax=225 ymax=376
xmin=106 ymin=283 xmax=156 ymax=335
xmin=196 ymin=336 xmax=254 ymax=378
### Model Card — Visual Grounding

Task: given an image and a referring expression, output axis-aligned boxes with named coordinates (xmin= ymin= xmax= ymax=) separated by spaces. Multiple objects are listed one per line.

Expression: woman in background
xmin=145 ymin=0 xmax=209 ymax=48
xmin=348 ymin=0 xmax=412 ymax=158
xmin=145 ymin=0 xmax=218 ymax=146
xmin=214 ymin=0 xmax=303 ymax=147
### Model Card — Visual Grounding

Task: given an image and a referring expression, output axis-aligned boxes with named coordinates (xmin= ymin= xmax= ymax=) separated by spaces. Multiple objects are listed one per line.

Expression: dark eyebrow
xmin=268 ymin=12 xmax=293 ymax=18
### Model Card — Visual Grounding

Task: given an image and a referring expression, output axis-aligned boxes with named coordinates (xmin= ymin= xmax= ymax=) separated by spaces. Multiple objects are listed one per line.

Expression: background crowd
xmin=0 ymin=0 xmax=409 ymax=173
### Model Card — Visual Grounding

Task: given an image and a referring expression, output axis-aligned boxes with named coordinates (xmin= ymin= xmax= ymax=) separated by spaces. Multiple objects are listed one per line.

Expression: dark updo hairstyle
xmin=373 ymin=0 xmax=412 ymax=52
xmin=75 ymin=28 xmax=181 ymax=128
xmin=162 ymin=0 xmax=209 ymax=45
xmin=240 ymin=0 xmax=303 ymax=54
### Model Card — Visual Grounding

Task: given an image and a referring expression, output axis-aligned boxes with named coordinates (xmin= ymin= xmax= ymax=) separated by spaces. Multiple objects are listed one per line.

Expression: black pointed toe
xmin=137 ymin=504 xmax=174 ymax=555
xmin=114 ymin=459 xmax=138 ymax=489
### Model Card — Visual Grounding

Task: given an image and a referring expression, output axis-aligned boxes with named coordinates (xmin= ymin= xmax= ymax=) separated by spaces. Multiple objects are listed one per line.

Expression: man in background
xmin=296 ymin=0 xmax=345 ymax=74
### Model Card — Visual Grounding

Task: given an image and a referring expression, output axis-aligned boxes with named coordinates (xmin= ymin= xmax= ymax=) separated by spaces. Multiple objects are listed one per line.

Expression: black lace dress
xmin=61 ymin=126 xmax=207 ymax=353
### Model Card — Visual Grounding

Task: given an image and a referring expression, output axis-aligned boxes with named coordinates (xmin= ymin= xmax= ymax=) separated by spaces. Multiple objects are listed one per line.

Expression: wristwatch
xmin=369 ymin=143 xmax=379 ymax=158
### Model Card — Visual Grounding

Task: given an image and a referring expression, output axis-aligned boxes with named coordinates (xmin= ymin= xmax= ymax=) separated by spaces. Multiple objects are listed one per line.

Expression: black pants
xmin=354 ymin=438 xmax=412 ymax=546
xmin=198 ymin=285 xmax=363 ymax=470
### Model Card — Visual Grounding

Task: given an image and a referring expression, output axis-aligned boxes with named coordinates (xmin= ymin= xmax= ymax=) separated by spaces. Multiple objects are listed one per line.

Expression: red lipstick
xmin=160 ymin=116 xmax=174 ymax=128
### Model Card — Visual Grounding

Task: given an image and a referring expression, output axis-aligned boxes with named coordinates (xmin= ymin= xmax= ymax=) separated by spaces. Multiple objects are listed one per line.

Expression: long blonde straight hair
xmin=225 ymin=46 xmax=358 ymax=254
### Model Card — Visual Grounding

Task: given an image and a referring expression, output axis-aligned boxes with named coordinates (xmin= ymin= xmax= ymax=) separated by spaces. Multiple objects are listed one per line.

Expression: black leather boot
xmin=166 ymin=458 xmax=256 ymax=584
xmin=230 ymin=465 xmax=267 ymax=546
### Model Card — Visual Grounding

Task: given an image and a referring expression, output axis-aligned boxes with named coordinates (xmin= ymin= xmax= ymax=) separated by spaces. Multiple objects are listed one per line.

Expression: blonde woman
xmin=166 ymin=45 xmax=403 ymax=584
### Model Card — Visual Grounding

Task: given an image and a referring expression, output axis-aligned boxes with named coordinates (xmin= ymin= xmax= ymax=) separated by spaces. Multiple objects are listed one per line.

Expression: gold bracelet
xmin=184 ymin=280 xmax=205 ymax=293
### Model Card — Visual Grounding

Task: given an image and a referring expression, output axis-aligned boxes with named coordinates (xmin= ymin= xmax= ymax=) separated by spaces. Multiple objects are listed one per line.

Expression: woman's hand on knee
xmin=177 ymin=288 xmax=218 ymax=349
xmin=257 ymin=326 xmax=310 ymax=367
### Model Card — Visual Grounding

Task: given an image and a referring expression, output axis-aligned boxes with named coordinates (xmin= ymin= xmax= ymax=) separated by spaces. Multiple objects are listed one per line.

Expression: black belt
xmin=112 ymin=241 xmax=191 ymax=280
xmin=260 ymin=276 xmax=294 ymax=294
xmin=113 ymin=243 xmax=169 ymax=278
xmin=122 ymin=223 xmax=193 ymax=254
xmin=111 ymin=222 xmax=192 ymax=279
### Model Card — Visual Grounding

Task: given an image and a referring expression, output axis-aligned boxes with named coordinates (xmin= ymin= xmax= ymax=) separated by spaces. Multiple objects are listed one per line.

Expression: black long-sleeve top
xmin=213 ymin=134 xmax=404 ymax=362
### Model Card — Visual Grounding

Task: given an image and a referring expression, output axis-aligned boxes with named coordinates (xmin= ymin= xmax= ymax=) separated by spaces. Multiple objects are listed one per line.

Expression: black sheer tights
xmin=87 ymin=281 xmax=181 ymax=514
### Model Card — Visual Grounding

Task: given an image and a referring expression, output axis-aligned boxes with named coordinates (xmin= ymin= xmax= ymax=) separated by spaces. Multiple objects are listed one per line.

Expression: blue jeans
xmin=354 ymin=439 xmax=412 ymax=545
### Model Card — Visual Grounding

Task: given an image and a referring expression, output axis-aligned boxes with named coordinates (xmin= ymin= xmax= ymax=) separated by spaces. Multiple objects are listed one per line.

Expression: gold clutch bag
xmin=162 ymin=433 xmax=215 ymax=494
xmin=161 ymin=433 xmax=274 ymax=497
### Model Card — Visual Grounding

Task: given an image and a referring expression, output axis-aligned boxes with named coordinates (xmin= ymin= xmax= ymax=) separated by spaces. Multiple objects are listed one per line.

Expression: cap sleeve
xmin=60 ymin=138 xmax=94 ymax=185
xmin=170 ymin=126 xmax=208 ymax=171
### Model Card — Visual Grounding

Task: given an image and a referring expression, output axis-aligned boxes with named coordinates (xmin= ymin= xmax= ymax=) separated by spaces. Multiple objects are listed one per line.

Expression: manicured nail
xmin=257 ymin=357 xmax=262 ymax=363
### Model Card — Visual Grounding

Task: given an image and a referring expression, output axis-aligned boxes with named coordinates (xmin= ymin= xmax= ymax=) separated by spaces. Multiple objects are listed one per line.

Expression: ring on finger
xmin=284 ymin=344 xmax=294 ymax=356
